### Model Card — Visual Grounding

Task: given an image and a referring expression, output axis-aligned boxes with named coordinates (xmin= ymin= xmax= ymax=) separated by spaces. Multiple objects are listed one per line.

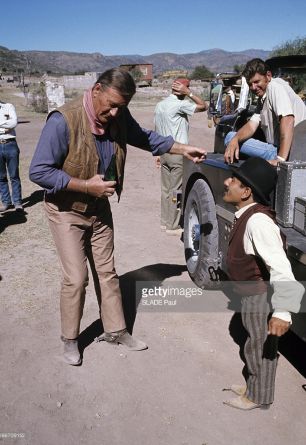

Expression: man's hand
xmin=184 ymin=145 xmax=206 ymax=163
xmin=224 ymin=121 xmax=259 ymax=164
xmin=268 ymin=317 xmax=290 ymax=337
xmin=169 ymin=142 xmax=206 ymax=163
xmin=87 ymin=175 xmax=116 ymax=198
xmin=224 ymin=137 xmax=240 ymax=164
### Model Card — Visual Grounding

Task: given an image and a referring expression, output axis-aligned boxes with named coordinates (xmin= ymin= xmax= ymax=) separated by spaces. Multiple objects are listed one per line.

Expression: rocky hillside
xmin=0 ymin=45 xmax=270 ymax=75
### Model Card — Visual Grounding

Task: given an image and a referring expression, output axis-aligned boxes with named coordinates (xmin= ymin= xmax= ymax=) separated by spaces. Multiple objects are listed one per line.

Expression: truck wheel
xmin=184 ymin=179 xmax=220 ymax=289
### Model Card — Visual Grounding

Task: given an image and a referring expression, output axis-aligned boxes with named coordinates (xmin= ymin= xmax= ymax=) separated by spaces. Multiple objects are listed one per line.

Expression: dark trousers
xmin=0 ymin=140 xmax=22 ymax=205
xmin=241 ymin=293 xmax=278 ymax=405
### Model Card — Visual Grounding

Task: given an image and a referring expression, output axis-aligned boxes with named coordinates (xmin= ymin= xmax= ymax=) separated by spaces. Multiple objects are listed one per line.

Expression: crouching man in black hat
xmin=222 ymin=157 xmax=304 ymax=410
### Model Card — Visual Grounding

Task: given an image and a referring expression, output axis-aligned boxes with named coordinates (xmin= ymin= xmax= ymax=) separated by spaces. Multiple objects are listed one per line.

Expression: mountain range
xmin=0 ymin=45 xmax=271 ymax=75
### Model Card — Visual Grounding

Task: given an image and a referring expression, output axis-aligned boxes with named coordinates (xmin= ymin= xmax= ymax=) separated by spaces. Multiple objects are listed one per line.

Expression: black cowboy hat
xmin=230 ymin=157 xmax=278 ymax=205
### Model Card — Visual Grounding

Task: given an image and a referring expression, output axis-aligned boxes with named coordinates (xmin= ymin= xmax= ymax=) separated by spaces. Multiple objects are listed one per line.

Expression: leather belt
xmin=45 ymin=192 xmax=109 ymax=214
xmin=0 ymin=138 xmax=15 ymax=144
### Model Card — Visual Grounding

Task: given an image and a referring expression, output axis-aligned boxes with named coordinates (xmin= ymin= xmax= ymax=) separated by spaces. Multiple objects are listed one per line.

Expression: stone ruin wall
xmin=44 ymin=72 xmax=100 ymax=111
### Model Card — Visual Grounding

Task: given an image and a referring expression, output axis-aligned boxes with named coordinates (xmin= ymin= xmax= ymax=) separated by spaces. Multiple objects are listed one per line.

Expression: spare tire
xmin=184 ymin=179 xmax=220 ymax=289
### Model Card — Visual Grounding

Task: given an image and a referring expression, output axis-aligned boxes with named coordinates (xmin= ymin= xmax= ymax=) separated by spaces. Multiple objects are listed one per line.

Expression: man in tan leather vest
xmin=30 ymin=68 xmax=206 ymax=365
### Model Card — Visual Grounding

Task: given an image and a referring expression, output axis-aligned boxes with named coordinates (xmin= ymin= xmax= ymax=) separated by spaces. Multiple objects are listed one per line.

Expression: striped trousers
xmin=241 ymin=293 xmax=278 ymax=405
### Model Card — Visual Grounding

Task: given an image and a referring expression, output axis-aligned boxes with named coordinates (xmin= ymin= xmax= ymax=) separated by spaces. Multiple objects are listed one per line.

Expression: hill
xmin=0 ymin=45 xmax=270 ymax=75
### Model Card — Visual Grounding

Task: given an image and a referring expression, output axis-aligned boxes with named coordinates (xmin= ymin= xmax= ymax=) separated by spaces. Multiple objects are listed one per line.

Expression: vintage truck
xmin=181 ymin=55 xmax=306 ymax=339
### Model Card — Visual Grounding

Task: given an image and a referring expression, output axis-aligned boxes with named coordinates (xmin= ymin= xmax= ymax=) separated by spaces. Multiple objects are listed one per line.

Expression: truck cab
xmin=181 ymin=55 xmax=306 ymax=338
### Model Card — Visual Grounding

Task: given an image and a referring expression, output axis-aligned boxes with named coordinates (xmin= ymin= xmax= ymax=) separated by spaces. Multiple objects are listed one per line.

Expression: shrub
xmin=28 ymin=82 xmax=48 ymax=113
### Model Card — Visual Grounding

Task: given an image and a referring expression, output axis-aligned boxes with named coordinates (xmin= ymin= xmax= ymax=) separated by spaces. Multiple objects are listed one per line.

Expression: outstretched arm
xmin=169 ymin=142 xmax=206 ymax=163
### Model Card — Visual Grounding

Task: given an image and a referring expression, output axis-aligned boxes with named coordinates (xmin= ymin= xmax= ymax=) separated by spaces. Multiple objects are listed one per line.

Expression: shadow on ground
xmin=278 ymin=330 xmax=306 ymax=378
xmin=229 ymin=311 xmax=306 ymax=388
xmin=120 ymin=263 xmax=187 ymax=331
xmin=22 ymin=189 xmax=44 ymax=209
xmin=78 ymin=263 xmax=186 ymax=356
xmin=225 ymin=285 xmax=306 ymax=382
xmin=0 ymin=208 xmax=27 ymax=234
xmin=0 ymin=190 xmax=44 ymax=234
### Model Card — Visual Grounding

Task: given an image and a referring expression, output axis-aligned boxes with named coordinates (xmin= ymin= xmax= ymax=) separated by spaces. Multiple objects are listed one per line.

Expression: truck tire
xmin=184 ymin=179 xmax=220 ymax=289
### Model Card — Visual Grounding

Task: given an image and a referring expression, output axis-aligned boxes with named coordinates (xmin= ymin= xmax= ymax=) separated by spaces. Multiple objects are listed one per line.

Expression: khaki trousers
xmin=160 ymin=153 xmax=183 ymax=230
xmin=44 ymin=200 xmax=126 ymax=339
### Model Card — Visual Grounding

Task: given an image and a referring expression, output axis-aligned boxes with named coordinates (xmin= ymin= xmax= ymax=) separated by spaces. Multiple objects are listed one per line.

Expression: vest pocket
xmin=65 ymin=161 xmax=84 ymax=168
xmin=64 ymin=160 xmax=84 ymax=177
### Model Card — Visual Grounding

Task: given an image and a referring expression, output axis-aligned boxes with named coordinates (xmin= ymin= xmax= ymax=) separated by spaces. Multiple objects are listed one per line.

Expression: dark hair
xmin=242 ymin=58 xmax=271 ymax=82
xmin=96 ymin=68 xmax=136 ymax=98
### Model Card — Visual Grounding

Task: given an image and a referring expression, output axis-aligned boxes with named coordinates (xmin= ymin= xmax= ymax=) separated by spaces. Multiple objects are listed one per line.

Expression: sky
xmin=2 ymin=0 xmax=306 ymax=56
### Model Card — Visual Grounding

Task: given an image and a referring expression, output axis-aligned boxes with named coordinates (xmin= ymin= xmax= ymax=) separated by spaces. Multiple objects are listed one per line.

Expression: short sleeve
xmin=178 ymin=99 xmax=197 ymax=116
xmin=268 ymin=82 xmax=294 ymax=118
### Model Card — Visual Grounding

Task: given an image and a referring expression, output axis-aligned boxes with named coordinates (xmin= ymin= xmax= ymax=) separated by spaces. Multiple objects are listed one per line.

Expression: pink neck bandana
xmin=83 ymin=89 xmax=105 ymax=136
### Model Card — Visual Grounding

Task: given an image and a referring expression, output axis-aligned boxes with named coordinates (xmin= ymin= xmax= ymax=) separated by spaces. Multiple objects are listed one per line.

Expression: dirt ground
xmin=1 ymin=85 xmax=306 ymax=445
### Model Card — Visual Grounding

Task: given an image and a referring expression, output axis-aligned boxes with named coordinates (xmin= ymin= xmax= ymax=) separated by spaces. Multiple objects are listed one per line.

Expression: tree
xmin=233 ymin=64 xmax=245 ymax=74
xmin=271 ymin=36 xmax=306 ymax=56
xmin=271 ymin=36 xmax=306 ymax=94
xmin=130 ymin=68 xmax=143 ymax=83
xmin=190 ymin=65 xmax=214 ymax=80
xmin=29 ymin=82 xmax=48 ymax=113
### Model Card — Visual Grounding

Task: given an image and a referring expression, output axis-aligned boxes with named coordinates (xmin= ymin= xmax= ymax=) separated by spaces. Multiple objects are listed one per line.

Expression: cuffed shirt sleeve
xmin=29 ymin=113 xmax=71 ymax=193
xmin=250 ymin=113 xmax=261 ymax=125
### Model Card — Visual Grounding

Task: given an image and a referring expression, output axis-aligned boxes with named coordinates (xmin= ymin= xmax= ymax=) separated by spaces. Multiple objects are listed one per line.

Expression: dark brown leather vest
xmin=227 ymin=204 xmax=284 ymax=296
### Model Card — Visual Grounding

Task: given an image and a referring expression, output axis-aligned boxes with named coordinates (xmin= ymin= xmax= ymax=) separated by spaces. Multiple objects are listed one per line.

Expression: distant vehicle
xmin=180 ymin=55 xmax=306 ymax=339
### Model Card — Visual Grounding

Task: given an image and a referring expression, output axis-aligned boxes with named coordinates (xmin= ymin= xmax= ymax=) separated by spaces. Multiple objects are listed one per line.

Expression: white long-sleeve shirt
xmin=235 ymin=203 xmax=305 ymax=322
xmin=0 ymin=102 xmax=17 ymax=138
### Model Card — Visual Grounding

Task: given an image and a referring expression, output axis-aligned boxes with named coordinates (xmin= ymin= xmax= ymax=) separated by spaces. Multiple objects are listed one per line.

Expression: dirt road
xmin=1 ymin=89 xmax=306 ymax=445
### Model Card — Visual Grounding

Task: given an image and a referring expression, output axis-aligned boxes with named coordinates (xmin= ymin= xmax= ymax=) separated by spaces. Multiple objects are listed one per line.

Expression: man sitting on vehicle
xmin=224 ymin=58 xmax=306 ymax=166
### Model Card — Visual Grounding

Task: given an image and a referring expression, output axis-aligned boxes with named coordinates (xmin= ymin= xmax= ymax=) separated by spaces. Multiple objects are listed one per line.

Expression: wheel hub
xmin=191 ymin=224 xmax=201 ymax=243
